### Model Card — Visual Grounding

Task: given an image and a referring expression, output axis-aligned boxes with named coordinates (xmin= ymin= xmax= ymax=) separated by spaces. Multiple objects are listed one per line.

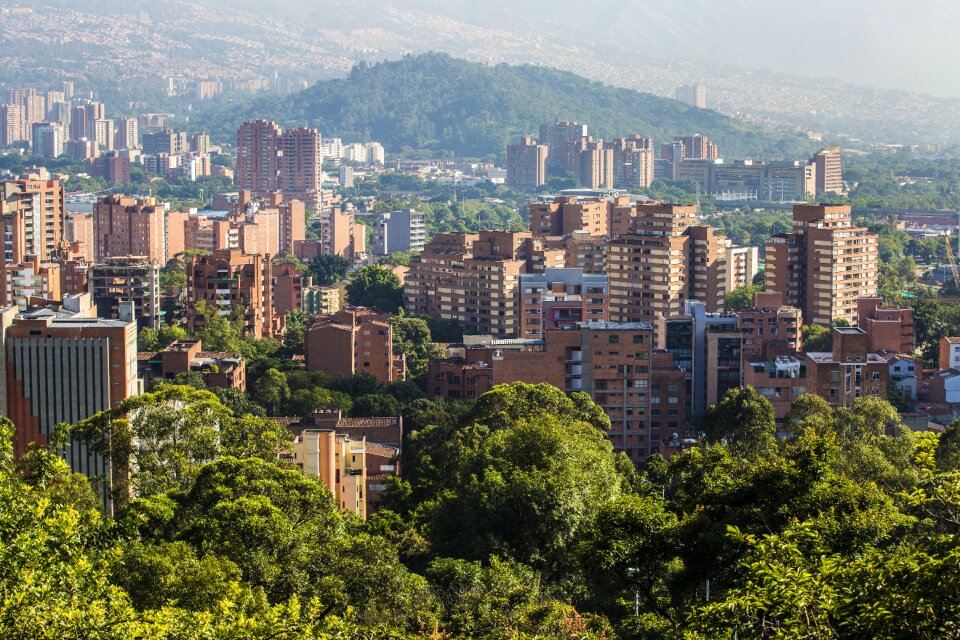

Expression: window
xmin=608 ymin=335 xmax=620 ymax=344
xmin=872 ymin=372 xmax=880 ymax=380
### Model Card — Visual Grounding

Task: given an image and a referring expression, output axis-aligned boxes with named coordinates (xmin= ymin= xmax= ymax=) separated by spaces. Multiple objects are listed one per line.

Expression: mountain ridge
xmin=205 ymin=52 xmax=816 ymax=161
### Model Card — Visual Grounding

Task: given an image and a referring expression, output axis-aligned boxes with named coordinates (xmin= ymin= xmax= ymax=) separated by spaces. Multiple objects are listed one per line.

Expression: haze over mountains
xmin=7 ymin=0 xmax=960 ymax=147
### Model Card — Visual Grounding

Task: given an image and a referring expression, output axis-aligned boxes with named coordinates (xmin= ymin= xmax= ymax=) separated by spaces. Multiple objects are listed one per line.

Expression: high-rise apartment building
xmin=506 ymin=137 xmax=548 ymax=192
xmin=142 ymin=129 xmax=187 ymax=156
xmin=271 ymin=262 xmax=303 ymax=316
xmin=675 ymin=83 xmax=707 ymax=108
xmin=236 ymin=120 xmax=283 ymax=194
xmin=764 ymin=204 xmax=878 ymax=326
xmin=660 ymin=134 xmax=719 ymax=162
xmin=278 ymin=127 xmax=322 ymax=207
xmin=364 ymin=142 xmax=385 ymax=164
xmin=811 ymin=146 xmax=843 ymax=195
xmin=0 ymin=104 xmax=25 ymax=146
xmin=93 ymin=195 xmax=167 ymax=264
xmin=607 ymin=203 xmax=727 ymax=327
xmin=530 ymin=195 xmax=611 ymax=237
xmin=539 ymin=120 xmax=588 ymax=174
xmin=405 ymin=231 xmax=536 ymax=337
xmin=725 ymin=244 xmax=760 ymax=291
xmin=373 ymin=209 xmax=426 ymax=255
xmin=612 ymin=136 xmax=655 ymax=189
xmin=68 ymin=101 xmax=104 ymax=142
xmin=94 ymin=119 xmax=114 ymax=151
xmin=65 ymin=212 xmax=95 ymax=263
xmin=187 ymin=250 xmax=275 ymax=339
xmin=856 ymin=297 xmax=915 ymax=354
xmin=115 ymin=117 xmax=139 ymax=149
xmin=0 ymin=179 xmax=65 ymax=263
xmin=305 ymin=307 xmax=402 ymax=383
xmin=308 ymin=205 xmax=365 ymax=258
xmin=31 ymin=122 xmax=64 ymax=157
xmin=577 ymin=140 xmax=615 ymax=189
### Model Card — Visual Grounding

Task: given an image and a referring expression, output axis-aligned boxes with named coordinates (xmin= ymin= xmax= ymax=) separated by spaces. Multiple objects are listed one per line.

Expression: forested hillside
xmin=198 ymin=53 xmax=816 ymax=160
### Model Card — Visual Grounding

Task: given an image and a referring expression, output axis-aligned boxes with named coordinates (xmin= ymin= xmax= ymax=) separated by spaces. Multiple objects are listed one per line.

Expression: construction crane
xmin=945 ymin=233 xmax=960 ymax=289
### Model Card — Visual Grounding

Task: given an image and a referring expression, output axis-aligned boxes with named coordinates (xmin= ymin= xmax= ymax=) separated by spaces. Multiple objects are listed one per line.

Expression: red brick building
xmin=857 ymin=297 xmax=914 ymax=354
xmin=138 ymin=339 xmax=246 ymax=390
xmin=187 ymin=250 xmax=276 ymax=339
xmin=427 ymin=323 xmax=687 ymax=463
xmin=305 ymin=307 xmax=404 ymax=383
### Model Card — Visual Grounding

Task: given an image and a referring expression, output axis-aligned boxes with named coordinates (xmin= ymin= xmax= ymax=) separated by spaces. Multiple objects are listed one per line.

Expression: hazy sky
xmin=327 ymin=0 xmax=960 ymax=98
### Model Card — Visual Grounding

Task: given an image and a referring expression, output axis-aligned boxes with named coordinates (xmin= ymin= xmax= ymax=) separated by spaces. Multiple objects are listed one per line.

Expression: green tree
xmin=253 ymin=368 xmax=290 ymax=415
xmin=424 ymin=412 xmax=624 ymax=575
xmin=307 ymin=253 xmax=351 ymax=286
xmin=725 ymin=284 xmax=760 ymax=311
xmin=346 ymin=265 xmax=404 ymax=312
xmin=803 ymin=323 xmax=833 ymax=352
xmin=701 ymin=386 xmax=776 ymax=456
xmin=284 ymin=310 xmax=309 ymax=354
xmin=391 ymin=315 xmax=444 ymax=381
xmin=351 ymin=393 xmax=403 ymax=417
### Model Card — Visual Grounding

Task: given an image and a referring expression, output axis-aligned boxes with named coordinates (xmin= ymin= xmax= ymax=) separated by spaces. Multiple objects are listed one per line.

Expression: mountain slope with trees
xmin=200 ymin=53 xmax=816 ymax=160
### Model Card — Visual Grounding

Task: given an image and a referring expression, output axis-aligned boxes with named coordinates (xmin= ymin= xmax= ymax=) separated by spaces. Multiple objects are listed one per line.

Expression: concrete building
xmin=373 ymin=209 xmax=426 ymax=256
xmin=662 ymin=300 xmax=742 ymax=416
xmin=137 ymin=339 xmax=246 ymax=391
xmin=115 ymin=117 xmax=138 ymax=150
xmin=506 ymin=136 xmax=548 ymax=192
xmin=725 ymin=244 xmax=760 ymax=291
xmin=187 ymin=250 xmax=275 ymax=339
xmin=31 ymin=122 xmax=64 ymax=157
xmin=308 ymin=206 xmax=365 ymax=259
xmin=142 ymin=129 xmax=187 ymax=156
xmin=607 ymin=203 xmax=727 ymax=328
xmin=277 ymin=409 xmax=401 ymax=513
xmin=1 ymin=307 xmax=139 ymax=510
xmin=0 ymin=179 xmax=65 ymax=264
xmin=811 ymin=146 xmax=843 ymax=195
xmin=303 ymin=283 xmax=341 ymax=316
xmin=675 ymin=83 xmax=707 ymax=108
xmin=65 ymin=212 xmax=94 ymax=262
xmin=90 ymin=257 xmax=161 ymax=330
xmin=304 ymin=307 xmax=403 ymax=383
xmin=940 ymin=337 xmax=960 ymax=371
xmin=764 ymin=204 xmax=878 ymax=326
xmin=89 ymin=154 xmax=131 ymax=185
xmin=290 ymin=429 xmax=367 ymax=517
xmin=879 ymin=352 xmax=917 ymax=404
xmin=930 ymin=369 xmax=960 ymax=405
xmin=518 ymin=268 xmax=608 ymax=338
xmin=0 ymin=104 xmax=26 ymax=146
